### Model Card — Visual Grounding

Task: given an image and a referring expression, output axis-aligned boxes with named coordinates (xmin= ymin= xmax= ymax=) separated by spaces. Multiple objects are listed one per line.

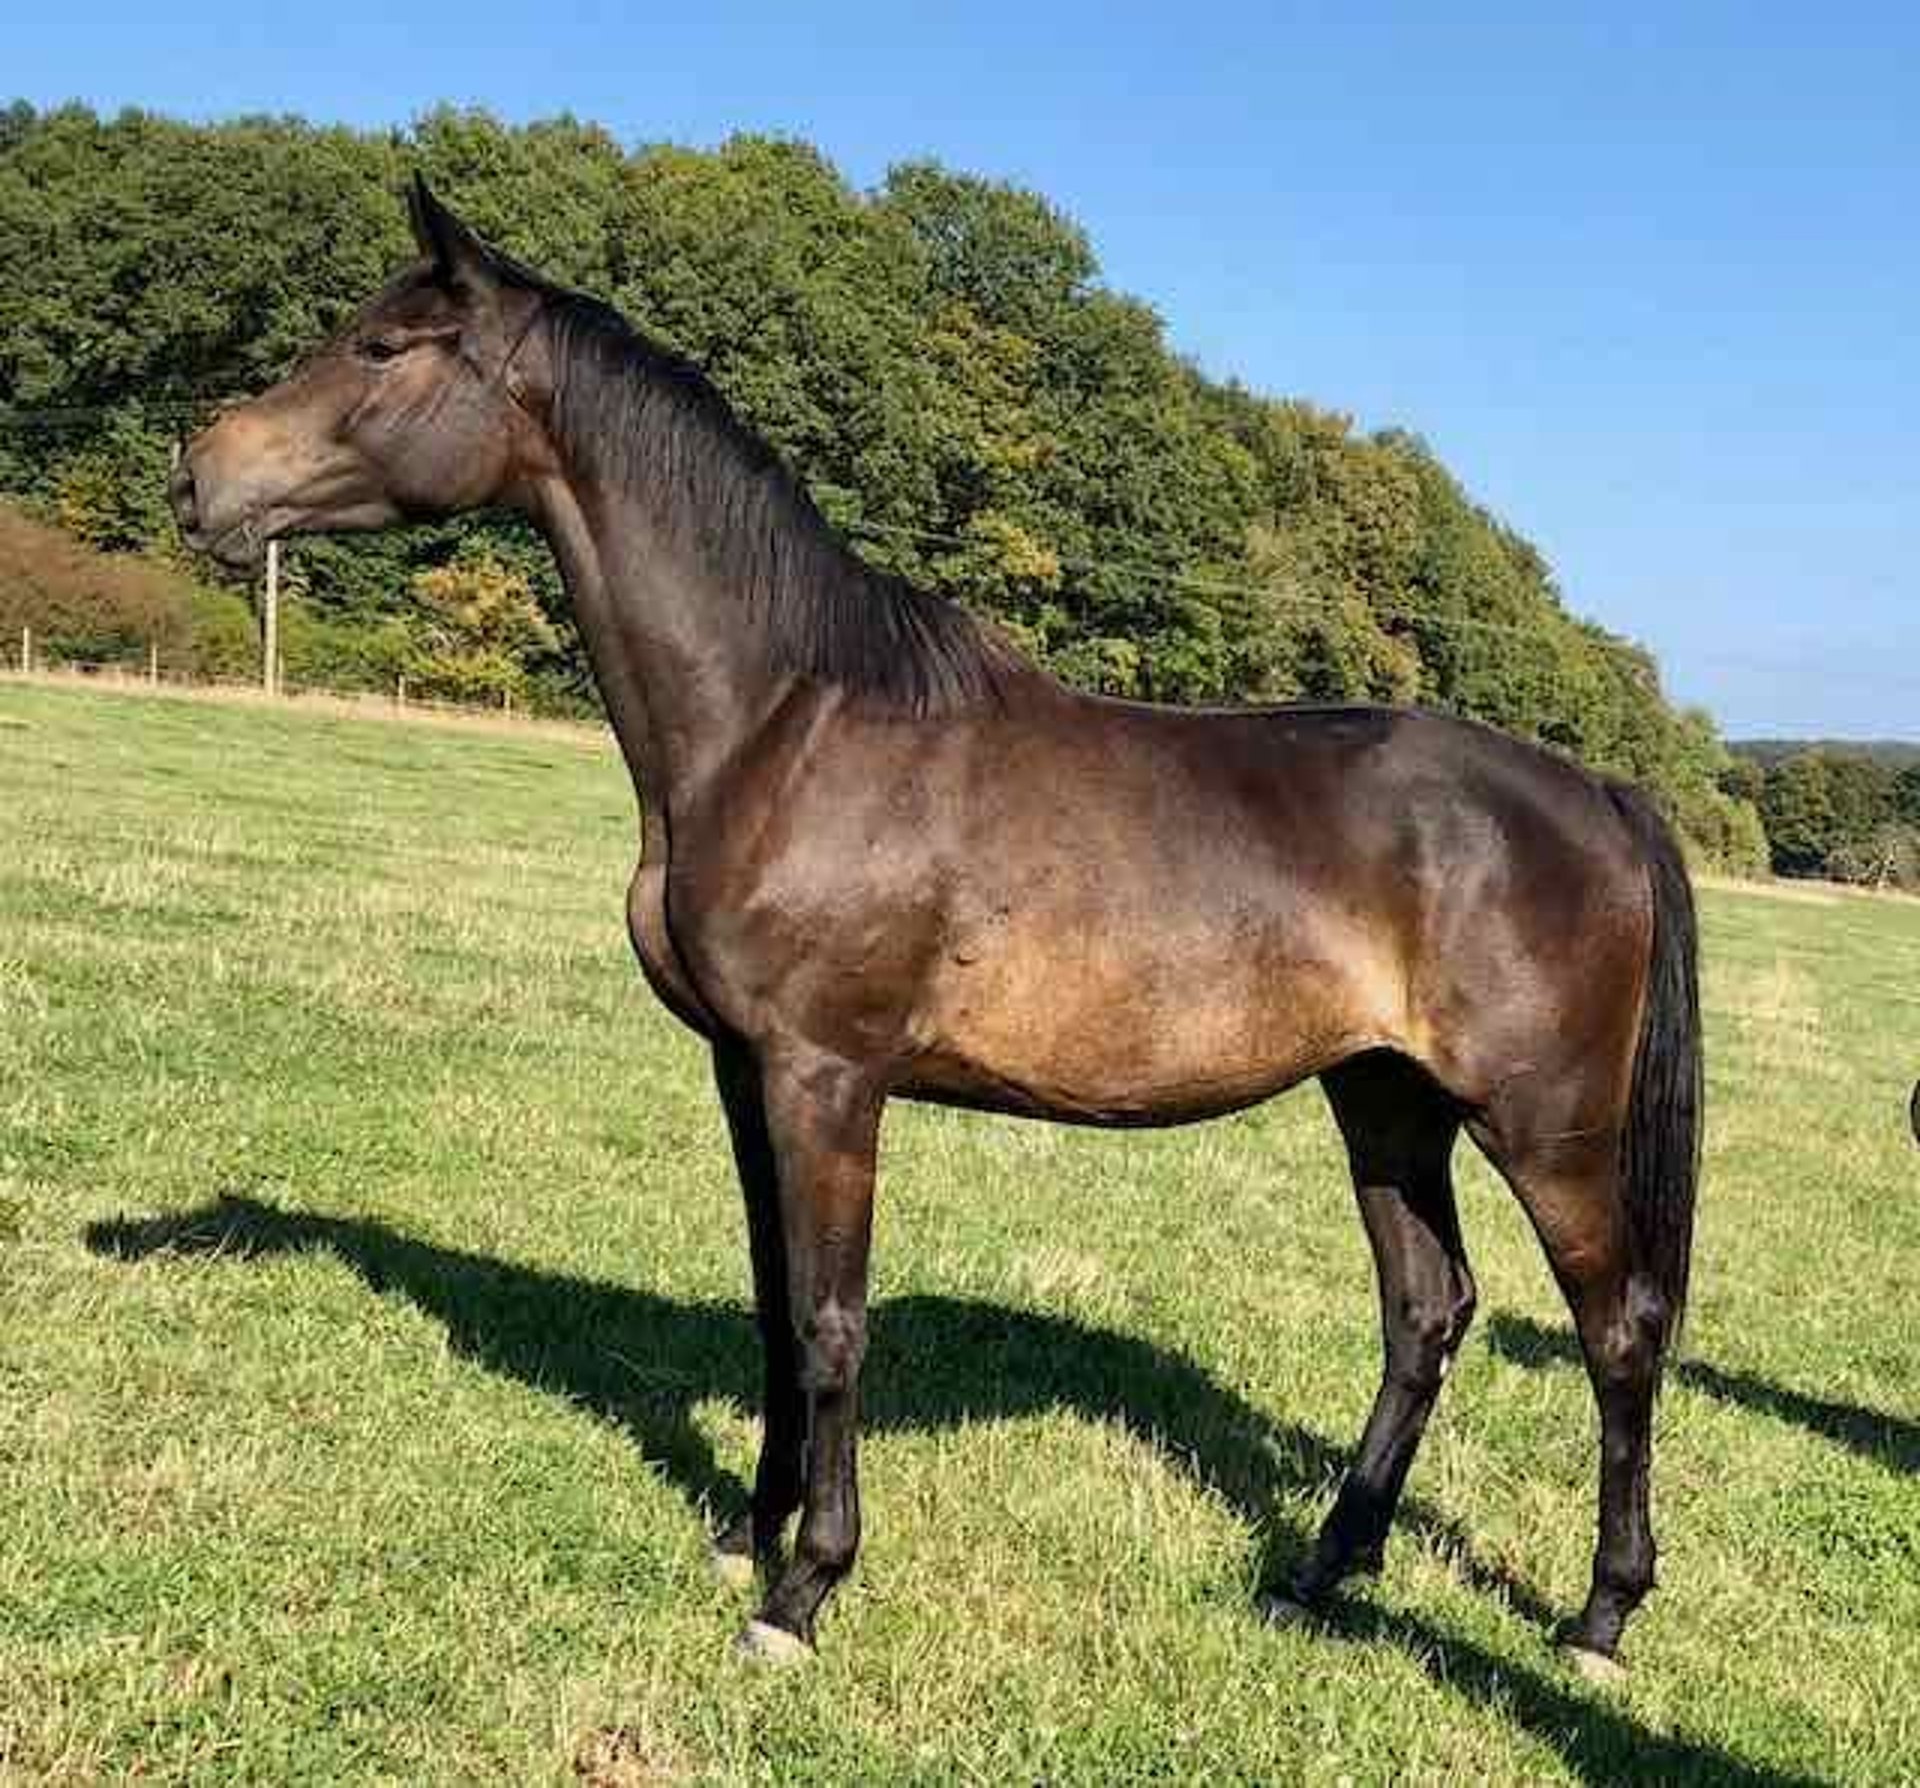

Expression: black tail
xmin=1605 ymin=782 xmax=1703 ymax=1342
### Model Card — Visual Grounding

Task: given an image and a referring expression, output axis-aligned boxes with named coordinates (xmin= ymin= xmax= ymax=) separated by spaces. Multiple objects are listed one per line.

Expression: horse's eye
xmin=359 ymin=337 xmax=405 ymax=364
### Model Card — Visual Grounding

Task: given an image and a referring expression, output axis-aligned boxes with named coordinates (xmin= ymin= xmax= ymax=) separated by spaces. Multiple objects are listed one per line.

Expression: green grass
xmin=3 ymin=680 xmax=1917 ymax=1785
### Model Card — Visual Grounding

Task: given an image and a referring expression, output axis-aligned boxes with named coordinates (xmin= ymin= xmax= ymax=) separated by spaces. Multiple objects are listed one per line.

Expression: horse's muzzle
xmin=169 ymin=440 xmax=266 ymax=568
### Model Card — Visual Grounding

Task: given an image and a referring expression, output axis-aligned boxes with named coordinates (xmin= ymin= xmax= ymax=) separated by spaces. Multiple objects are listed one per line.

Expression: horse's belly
xmin=895 ymin=1050 xmax=1310 ymax=1127
xmin=905 ymin=923 xmax=1400 ymax=1126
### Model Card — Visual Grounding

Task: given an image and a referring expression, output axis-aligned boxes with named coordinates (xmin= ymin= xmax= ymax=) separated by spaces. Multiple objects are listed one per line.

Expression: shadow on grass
xmin=89 ymin=1194 xmax=1811 ymax=1786
xmin=1317 ymin=1599 xmax=1815 ymax=1786
xmin=1489 ymin=1311 xmax=1919 ymax=1476
xmin=84 ymin=1192 xmax=1538 ymax=1617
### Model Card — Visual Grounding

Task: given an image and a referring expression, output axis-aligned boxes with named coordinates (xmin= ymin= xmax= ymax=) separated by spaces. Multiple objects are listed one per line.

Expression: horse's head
xmin=171 ymin=179 xmax=550 ymax=568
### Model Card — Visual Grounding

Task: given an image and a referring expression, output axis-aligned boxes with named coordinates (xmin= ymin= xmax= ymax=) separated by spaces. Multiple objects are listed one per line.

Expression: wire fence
xmin=14 ymin=630 xmax=1920 ymax=929
xmin=1 ymin=648 xmax=608 ymax=741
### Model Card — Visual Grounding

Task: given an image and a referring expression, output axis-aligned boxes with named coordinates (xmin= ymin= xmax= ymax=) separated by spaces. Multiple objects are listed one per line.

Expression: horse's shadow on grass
xmin=1489 ymin=1312 xmax=1920 ymax=1475
xmin=89 ymin=1195 xmax=1809 ymax=1787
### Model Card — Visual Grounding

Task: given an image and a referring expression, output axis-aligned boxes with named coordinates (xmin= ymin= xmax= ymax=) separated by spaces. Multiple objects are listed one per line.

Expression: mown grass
xmin=2 ymin=680 xmax=1916 ymax=1785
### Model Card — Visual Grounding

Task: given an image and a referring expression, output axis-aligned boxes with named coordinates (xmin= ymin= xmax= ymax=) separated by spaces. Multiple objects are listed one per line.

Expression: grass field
xmin=3 ymin=680 xmax=1917 ymax=1785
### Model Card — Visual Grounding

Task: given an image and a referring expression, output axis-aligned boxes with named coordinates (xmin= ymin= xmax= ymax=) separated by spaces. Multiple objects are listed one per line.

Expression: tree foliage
xmin=408 ymin=550 xmax=560 ymax=705
xmin=0 ymin=102 xmax=1770 ymax=861
xmin=1741 ymin=746 xmax=1920 ymax=889
xmin=0 ymin=496 xmax=203 ymax=664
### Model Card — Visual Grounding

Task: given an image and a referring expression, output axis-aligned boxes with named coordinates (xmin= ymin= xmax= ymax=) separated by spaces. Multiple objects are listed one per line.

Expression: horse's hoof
xmin=1258 ymin=1590 xmax=1315 ymax=1629
xmin=710 ymin=1546 xmax=756 ymax=1591
xmin=1562 ymin=1642 xmax=1628 ymax=1688
xmin=736 ymin=1619 xmax=812 ymax=1666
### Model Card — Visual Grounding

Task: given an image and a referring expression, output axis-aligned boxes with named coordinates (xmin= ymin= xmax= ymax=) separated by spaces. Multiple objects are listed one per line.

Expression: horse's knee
xmin=797 ymin=1298 xmax=866 ymax=1395
xmin=1584 ymin=1275 xmax=1669 ymax=1392
xmin=1386 ymin=1268 xmax=1476 ymax=1391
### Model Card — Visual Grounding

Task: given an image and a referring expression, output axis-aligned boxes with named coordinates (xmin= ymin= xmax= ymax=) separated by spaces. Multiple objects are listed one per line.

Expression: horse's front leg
xmin=734 ymin=1042 xmax=883 ymax=1661
xmin=710 ymin=1039 xmax=805 ymax=1584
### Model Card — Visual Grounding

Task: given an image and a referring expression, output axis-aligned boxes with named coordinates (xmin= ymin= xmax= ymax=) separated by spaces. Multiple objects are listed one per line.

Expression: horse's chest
xmin=626 ymin=858 xmax=717 ymax=1036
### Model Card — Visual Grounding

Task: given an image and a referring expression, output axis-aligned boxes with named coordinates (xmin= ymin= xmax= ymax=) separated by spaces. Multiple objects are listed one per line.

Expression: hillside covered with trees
xmin=1 ymin=102 xmax=1769 ymax=865
xmin=1727 ymin=744 xmax=1920 ymax=889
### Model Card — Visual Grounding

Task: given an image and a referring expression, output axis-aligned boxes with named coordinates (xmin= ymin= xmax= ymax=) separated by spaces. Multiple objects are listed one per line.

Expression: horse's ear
xmin=407 ymin=174 xmax=496 ymax=288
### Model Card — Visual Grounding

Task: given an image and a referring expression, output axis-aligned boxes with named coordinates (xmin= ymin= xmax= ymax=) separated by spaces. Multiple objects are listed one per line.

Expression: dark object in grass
xmin=1911 ymin=1079 xmax=1919 ymax=1145
xmin=170 ymin=180 xmax=1704 ymax=1668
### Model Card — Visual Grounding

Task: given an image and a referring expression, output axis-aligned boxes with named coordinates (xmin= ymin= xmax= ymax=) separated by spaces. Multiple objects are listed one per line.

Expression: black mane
xmin=534 ymin=286 xmax=1016 ymax=716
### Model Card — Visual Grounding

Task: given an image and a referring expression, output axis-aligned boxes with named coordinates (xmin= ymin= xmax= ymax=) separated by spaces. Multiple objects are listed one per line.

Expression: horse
xmin=171 ymin=178 xmax=1701 ymax=1676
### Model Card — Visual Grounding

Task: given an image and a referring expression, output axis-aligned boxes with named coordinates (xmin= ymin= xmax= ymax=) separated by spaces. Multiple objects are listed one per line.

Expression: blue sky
xmin=11 ymin=2 xmax=1916 ymax=738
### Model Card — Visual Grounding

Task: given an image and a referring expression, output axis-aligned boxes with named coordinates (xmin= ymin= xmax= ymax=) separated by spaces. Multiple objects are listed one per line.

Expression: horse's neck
xmin=531 ymin=469 xmax=790 ymax=838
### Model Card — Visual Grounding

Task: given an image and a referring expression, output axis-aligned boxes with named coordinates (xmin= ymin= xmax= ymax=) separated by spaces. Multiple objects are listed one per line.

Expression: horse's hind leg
xmin=1480 ymin=1118 xmax=1670 ymax=1674
xmin=1277 ymin=1052 xmax=1474 ymax=1613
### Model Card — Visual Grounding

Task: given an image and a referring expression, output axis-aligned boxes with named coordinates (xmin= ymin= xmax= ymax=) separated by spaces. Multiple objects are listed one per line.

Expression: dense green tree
xmin=1896 ymin=764 xmax=1920 ymax=827
xmin=1749 ymin=746 xmax=1920 ymax=887
xmin=408 ymin=548 xmax=560 ymax=705
xmin=1759 ymin=752 xmax=1837 ymax=876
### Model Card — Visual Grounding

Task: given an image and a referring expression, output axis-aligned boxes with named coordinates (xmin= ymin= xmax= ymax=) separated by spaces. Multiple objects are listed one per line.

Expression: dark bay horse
xmin=172 ymin=179 xmax=1701 ymax=1676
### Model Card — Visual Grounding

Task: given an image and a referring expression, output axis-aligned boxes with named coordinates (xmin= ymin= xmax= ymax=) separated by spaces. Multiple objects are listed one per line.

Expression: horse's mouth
xmin=214 ymin=522 xmax=269 ymax=569
xmin=185 ymin=514 xmax=272 ymax=570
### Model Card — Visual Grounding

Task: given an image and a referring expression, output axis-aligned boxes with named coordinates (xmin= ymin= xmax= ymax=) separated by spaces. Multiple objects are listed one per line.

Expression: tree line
xmin=1727 ymin=745 xmax=1920 ymax=889
xmin=2 ymin=102 xmax=1772 ymax=866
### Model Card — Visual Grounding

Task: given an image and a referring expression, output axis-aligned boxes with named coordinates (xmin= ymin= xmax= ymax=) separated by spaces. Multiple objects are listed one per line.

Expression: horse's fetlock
xmin=1597 ymin=1537 xmax=1657 ymax=1604
xmin=798 ymin=1512 xmax=860 ymax=1575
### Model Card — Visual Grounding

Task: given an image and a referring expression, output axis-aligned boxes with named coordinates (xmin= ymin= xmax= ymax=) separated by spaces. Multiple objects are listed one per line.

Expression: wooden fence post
xmin=262 ymin=540 xmax=280 ymax=697
xmin=20 ymin=625 xmax=30 ymax=674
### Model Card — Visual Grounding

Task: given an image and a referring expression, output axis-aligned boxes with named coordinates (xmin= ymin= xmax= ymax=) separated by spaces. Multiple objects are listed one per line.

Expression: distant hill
xmin=1734 ymin=739 xmax=1920 ymax=768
